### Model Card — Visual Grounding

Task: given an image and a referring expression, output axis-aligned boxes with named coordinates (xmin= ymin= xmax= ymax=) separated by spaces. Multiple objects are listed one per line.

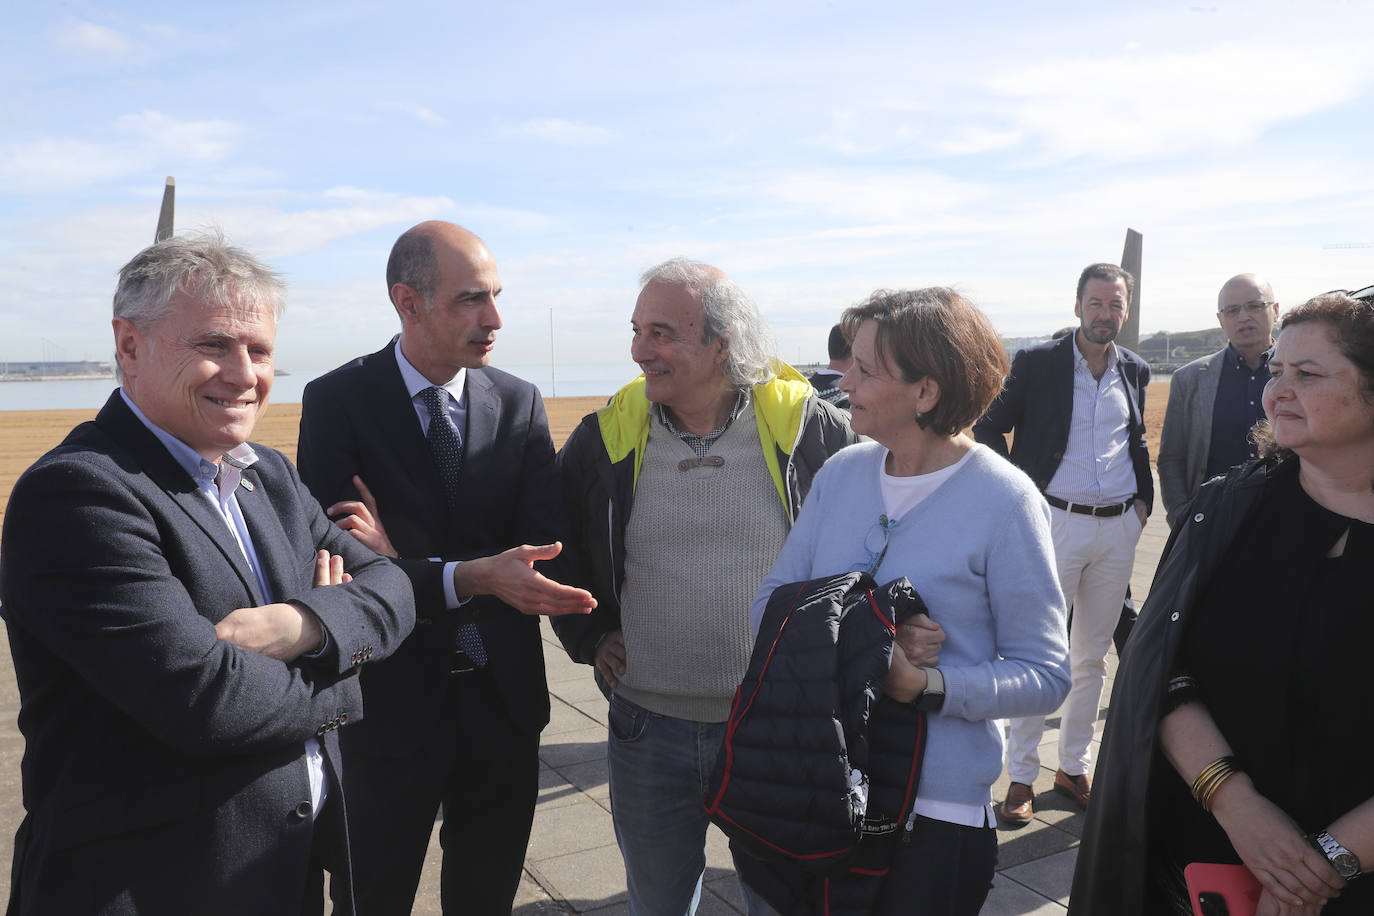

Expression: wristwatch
xmin=914 ymin=667 xmax=945 ymax=712
xmin=1309 ymin=831 xmax=1363 ymax=881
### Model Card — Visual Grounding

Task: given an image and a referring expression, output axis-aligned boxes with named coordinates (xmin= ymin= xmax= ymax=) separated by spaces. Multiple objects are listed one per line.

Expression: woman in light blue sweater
xmin=747 ymin=288 xmax=1070 ymax=915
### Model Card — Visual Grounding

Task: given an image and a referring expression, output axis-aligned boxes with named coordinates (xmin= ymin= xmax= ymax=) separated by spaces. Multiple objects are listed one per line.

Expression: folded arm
xmin=1159 ymin=702 xmax=1346 ymax=911
xmin=1 ymin=457 xmax=403 ymax=756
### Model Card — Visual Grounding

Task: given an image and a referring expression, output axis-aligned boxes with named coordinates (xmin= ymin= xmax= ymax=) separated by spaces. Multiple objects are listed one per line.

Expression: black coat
xmin=1069 ymin=460 xmax=1271 ymax=914
xmin=710 ymin=573 xmax=929 ymax=916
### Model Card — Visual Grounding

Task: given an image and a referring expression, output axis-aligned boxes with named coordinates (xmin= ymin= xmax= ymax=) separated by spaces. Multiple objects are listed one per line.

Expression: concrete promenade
xmin=0 ymin=484 xmax=1171 ymax=914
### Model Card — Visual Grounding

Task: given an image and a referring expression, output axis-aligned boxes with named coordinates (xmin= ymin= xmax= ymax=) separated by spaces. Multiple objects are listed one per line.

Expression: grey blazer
xmin=1157 ymin=348 xmax=1225 ymax=529
xmin=0 ymin=391 xmax=415 ymax=915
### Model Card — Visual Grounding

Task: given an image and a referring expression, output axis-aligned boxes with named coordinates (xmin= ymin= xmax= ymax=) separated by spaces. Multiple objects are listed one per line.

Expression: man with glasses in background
xmin=1158 ymin=274 xmax=1279 ymax=530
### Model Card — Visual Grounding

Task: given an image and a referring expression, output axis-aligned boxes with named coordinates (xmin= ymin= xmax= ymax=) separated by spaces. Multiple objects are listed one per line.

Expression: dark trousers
xmin=872 ymin=816 xmax=998 ymax=916
xmin=335 ymin=669 xmax=541 ymax=915
xmin=304 ymin=793 xmax=353 ymax=916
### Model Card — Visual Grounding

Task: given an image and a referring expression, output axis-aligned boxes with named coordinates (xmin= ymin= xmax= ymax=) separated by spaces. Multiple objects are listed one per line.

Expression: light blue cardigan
xmin=749 ymin=441 xmax=1071 ymax=810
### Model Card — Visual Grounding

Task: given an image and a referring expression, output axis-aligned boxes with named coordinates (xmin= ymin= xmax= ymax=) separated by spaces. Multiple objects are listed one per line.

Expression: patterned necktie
xmin=420 ymin=386 xmax=464 ymax=512
xmin=418 ymin=386 xmax=486 ymax=667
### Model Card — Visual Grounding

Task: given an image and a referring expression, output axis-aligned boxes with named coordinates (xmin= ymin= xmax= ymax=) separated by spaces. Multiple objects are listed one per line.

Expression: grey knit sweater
xmin=616 ymin=411 xmax=790 ymax=722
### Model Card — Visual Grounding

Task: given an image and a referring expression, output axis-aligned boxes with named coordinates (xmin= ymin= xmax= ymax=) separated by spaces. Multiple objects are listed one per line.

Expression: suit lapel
xmin=1196 ymin=350 xmax=1224 ymax=442
xmin=460 ymin=369 xmax=498 ymax=498
xmin=236 ymin=467 xmax=292 ymax=604
xmin=365 ymin=346 xmax=443 ymax=494
xmin=1118 ymin=354 xmax=1143 ymax=429
xmin=1053 ymin=335 xmax=1076 ymax=444
xmin=96 ymin=392 xmax=263 ymax=604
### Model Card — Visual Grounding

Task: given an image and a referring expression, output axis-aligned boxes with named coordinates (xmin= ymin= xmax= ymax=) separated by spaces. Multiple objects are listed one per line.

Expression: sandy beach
xmin=0 ymin=387 xmax=1169 ymax=525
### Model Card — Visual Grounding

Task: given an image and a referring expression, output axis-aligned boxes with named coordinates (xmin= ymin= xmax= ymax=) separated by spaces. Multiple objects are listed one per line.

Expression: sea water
xmin=0 ymin=361 xmax=642 ymax=412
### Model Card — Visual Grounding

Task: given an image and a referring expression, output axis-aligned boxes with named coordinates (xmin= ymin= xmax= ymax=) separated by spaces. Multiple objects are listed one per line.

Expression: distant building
xmin=1 ymin=360 xmax=115 ymax=380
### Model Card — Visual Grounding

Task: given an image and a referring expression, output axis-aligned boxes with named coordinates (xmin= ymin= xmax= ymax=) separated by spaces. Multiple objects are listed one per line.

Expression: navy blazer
xmin=973 ymin=334 xmax=1154 ymax=513
xmin=296 ymin=343 xmax=559 ymax=748
xmin=0 ymin=391 xmax=415 ymax=915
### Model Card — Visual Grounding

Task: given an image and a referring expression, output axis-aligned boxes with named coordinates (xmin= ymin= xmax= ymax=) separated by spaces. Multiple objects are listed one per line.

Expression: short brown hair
xmin=1076 ymin=263 xmax=1135 ymax=303
xmin=841 ymin=287 xmax=1009 ymax=437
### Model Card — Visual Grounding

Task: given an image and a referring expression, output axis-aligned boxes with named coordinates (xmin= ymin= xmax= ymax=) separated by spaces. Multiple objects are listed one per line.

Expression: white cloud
xmin=0 ymin=139 xmax=139 ymax=190
xmin=115 ymin=111 xmax=239 ymax=160
xmin=988 ymin=42 xmax=1374 ymax=161
xmin=0 ymin=112 xmax=243 ymax=191
xmin=55 ymin=20 xmax=131 ymax=56
xmin=197 ymin=195 xmax=456 ymax=258
xmin=513 ymin=118 xmax=614 ymax=146
xmin=754 ymin=171 xmax=990 ymax=224
xmin=932 ymin=127 xmax=1023 ymax=156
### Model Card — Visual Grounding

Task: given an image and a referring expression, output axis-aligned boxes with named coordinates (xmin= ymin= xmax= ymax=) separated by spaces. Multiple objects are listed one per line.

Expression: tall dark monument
xmin=1119 ymin=227 xmax=1142 ymax=350
xmin=155 ymin=176 xmax=175 ymax=242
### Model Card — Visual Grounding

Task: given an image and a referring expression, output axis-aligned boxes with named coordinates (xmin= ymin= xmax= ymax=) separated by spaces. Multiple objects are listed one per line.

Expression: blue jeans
xmin=608 ymin=693 xmax=755 ymax=916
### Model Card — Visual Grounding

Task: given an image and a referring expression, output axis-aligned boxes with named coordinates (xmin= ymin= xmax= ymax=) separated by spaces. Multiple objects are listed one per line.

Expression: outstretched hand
xmin=327 ymin=475 xmax=398 ymax=558
xmin=454 ymin=542 xmax=597 ymax=616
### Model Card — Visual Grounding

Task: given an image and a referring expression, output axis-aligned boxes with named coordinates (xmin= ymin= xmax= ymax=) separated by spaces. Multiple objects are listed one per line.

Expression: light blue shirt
xmin=1045 ymin=337 xmax=1137 ymax=506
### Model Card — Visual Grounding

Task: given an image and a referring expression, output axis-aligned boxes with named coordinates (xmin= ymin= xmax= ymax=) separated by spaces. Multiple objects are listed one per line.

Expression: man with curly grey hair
xmin=552 ymin=258 xmax=857 ymax=915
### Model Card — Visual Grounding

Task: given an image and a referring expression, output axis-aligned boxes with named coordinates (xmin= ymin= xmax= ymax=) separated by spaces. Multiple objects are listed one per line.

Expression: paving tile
xmin=513 ymin=873 xmax=562 ymax=913
xmin=705 ymin=823 xmax=738 ymax=872
xmin=527 ymin=797 xmax=618 ymax=863
xmin=1000 ymin=847 xmax=1079 ymax=907
xmin=560 ymin=755 xmax=611 ymax=799
xmin=982 ymin=873 xmax=1067 ymax=915
xmin=528 ymin=843 xmax=627 ymax=912
xmin=708 ymin=873 xmax=741 ymax=911
xmin=555 ymin=676 xmax=611 ymax=705
xmin=700 ymin=877 xmax=746 ymax=915
xmin=545 ymin=696 xmax=603 ymax=737
xmin=540 ymin=725 xmax=611 ymax=768
xmin=538 ymin=764 xmax=591 ymax=811
xmin=995 ymin=819 xmax=1080 ymax=869
xmin=412 ymin=822 xmax=442 ymax=915
xmin=574 ymin=697 xmax=611 ymax=726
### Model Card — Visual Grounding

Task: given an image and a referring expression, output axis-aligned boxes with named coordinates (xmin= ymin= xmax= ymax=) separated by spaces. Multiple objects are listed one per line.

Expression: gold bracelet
xmin=1192 ymin=758 xmax=1235 ymax=811
xmin=1190 ymin=756 xmax=1240 ymax=812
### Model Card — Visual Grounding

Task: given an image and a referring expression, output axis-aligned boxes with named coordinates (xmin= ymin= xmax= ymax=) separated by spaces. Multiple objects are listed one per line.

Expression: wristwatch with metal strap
xmin=1309 ymin=831 xmax=1362 ymax=881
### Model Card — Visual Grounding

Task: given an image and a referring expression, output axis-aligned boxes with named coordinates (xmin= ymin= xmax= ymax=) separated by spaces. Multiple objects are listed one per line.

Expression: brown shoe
xmin=999 ymin=781 xmax=1034 ymax=826
xmin=1054 ymin=768 xmax=1091 ymax=809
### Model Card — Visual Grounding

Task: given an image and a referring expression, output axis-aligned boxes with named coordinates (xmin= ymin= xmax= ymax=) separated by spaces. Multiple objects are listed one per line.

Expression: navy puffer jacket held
xmin=705 ymin=572 xmax=930 ymax=915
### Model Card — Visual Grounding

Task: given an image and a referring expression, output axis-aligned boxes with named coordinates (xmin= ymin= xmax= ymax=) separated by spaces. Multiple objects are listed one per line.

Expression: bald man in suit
xmin=297 ymin=221 xmax=594 ymax=914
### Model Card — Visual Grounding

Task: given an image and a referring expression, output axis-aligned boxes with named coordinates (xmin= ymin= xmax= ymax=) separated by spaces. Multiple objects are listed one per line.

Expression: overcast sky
xmin=4 ymin=0 xmax=1372 ymax=376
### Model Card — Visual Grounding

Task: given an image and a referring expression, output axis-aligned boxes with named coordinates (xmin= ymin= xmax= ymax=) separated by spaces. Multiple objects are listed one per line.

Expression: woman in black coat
xmin=1072 ymin=290 xmax=1374 ymax=916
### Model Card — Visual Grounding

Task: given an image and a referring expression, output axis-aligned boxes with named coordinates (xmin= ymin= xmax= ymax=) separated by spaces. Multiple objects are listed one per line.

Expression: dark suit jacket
xmin=296 ymin=343 xmax=557 ymax=749
xmin=973 ymin=334 xmax=1154 ymax=513
xmin=0 ymin=391 xmax=415 ymax=916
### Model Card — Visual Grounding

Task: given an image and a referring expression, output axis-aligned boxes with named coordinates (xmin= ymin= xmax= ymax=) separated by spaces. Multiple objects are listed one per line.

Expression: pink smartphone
xmin=1184 ymin=862 xmax=1261 ymax=916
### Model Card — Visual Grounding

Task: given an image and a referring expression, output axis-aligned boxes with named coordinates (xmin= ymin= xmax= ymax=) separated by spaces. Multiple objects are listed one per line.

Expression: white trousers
xmin=1006 ymin=506 xmax=1142 ymax=784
